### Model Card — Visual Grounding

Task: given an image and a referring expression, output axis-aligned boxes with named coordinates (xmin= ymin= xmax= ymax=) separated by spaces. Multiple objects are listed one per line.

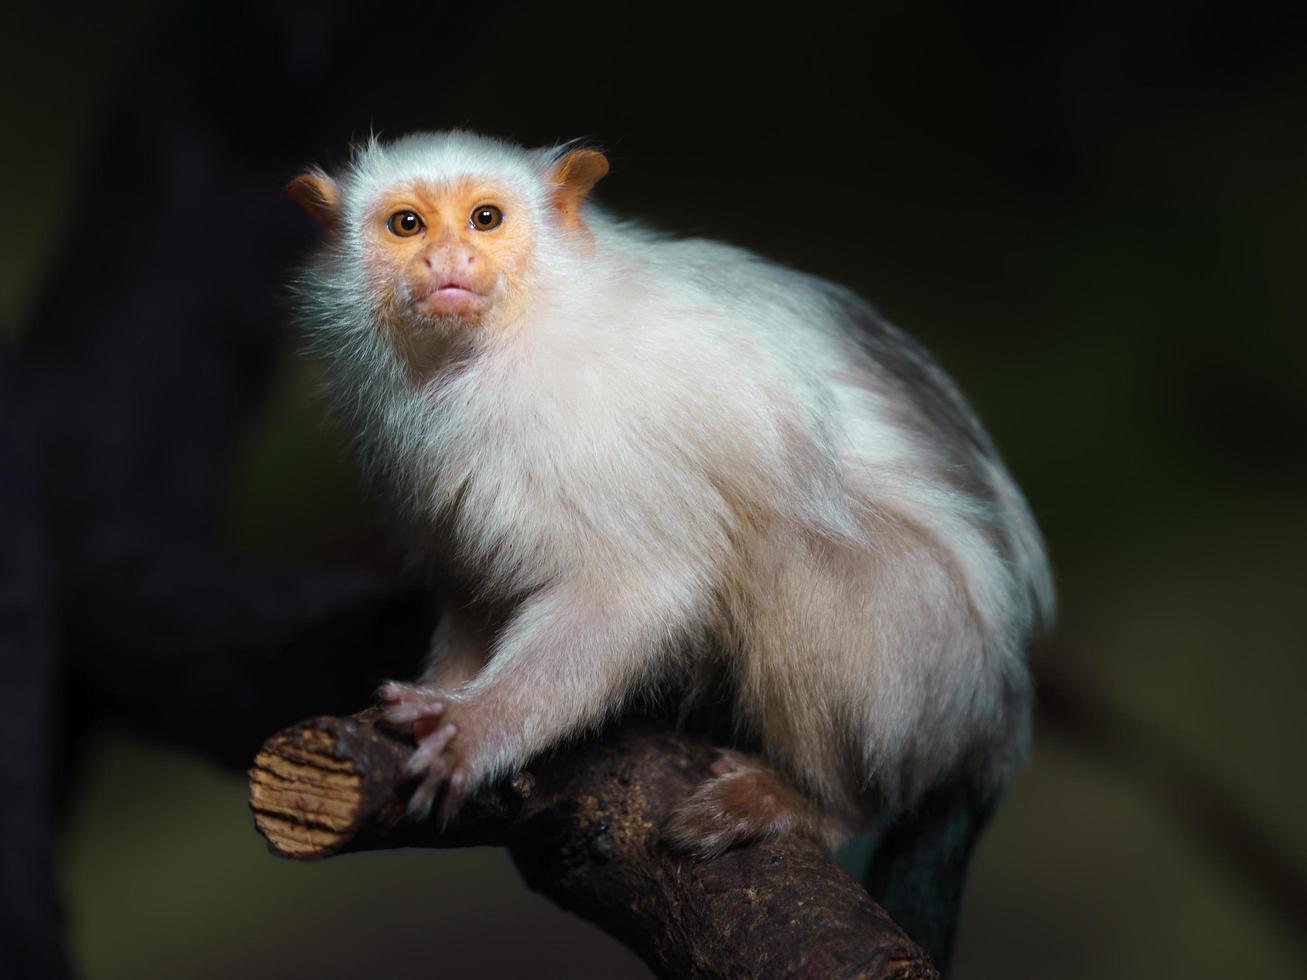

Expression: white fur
xmin=295 ymin=131 xmax=1054 ymax=823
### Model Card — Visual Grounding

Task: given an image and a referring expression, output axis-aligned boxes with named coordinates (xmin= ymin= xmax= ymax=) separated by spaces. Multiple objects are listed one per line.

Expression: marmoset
xmin=289 ymin=131 xmax=1053 ymax=969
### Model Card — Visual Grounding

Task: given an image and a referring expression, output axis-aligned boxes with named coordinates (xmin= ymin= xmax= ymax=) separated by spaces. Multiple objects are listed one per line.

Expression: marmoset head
xmin=289 ymin=132 xmax=607 ymax=341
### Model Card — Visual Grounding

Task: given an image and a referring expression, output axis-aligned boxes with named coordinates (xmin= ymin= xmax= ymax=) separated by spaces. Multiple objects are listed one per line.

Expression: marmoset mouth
xmin=414 ymin=281 xmax=489 ymax=317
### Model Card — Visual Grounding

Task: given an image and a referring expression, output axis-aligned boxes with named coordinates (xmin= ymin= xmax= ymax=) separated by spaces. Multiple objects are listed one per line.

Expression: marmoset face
xmin=361 ymin=177 xmax=536 ymax=330
xmin=289 ymin=141 xmax=606 ymax=375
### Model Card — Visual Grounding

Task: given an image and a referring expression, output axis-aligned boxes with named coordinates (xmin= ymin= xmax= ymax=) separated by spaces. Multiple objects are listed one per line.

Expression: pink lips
xmin=413 ymin=279 xmax=488 ymax=317
xmin=432 ymin=284 xmax=478 ymax=300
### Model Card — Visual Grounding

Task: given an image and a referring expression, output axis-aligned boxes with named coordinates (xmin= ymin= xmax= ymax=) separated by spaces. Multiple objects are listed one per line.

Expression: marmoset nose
xmin=421 ymin=244 xmax=478 ymax=271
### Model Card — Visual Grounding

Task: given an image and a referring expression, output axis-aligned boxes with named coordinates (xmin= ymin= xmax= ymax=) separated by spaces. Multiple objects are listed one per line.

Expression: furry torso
xmin=305 ymin=188 xmax=1051 ymax=813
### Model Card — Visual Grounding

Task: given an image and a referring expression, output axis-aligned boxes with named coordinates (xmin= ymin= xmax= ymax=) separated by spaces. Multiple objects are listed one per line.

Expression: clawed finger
xmin=377 ymin=681 xmax=436 ymax=705
xmin=435 ymin=767 xmax=470 ymax=826
xmin=405 ymin=723 xmax=458 ymax=777
xmin=382 ymin=699 xmax=445 ymax=727
xmin=407 ymin=773 xmax=441 ymax=821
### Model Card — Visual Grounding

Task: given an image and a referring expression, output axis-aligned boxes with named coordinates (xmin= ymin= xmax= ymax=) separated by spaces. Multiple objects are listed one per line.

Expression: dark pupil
xmin=400 ymin=213 xmax=417 ymax=231
xmin=477 ymin=209 xmax=492 ymax=225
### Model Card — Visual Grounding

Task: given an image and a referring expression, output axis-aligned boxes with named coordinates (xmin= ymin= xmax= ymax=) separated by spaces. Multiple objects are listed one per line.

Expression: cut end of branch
xmin=250 ymin=727 xmax=363 ymax=857
xmin=249 ymin=715 xmax=408 ymax=858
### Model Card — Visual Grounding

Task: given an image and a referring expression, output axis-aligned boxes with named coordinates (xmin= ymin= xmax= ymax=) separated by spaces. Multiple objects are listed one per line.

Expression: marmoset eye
xmin=470 ymin=205 xmax=503 ymax=231
xmin=387 ymin=210 xmax=424 ymax=237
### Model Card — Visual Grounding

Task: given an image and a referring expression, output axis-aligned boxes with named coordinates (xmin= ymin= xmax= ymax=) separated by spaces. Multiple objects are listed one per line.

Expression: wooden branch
xmin=250 ymin=711 xmax=938 ymax=980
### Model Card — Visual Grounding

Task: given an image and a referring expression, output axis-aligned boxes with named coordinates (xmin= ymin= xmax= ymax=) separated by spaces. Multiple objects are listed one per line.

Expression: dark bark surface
xmin=250 ymin=711 xmax=939 ymax=980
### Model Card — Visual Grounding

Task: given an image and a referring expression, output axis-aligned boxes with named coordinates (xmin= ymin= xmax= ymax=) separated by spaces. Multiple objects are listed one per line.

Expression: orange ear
xmin=550 ymin=149 xmax=609 ymax=230
xmin=287 ymin=171 xmax=340 ymax=230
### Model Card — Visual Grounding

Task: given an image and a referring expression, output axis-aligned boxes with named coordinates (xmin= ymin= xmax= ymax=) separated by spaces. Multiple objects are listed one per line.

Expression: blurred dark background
xmin=2 ymin=1 xmax=1304 ymax=977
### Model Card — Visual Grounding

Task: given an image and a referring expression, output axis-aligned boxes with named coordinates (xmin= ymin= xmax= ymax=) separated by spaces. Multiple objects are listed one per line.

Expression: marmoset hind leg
xmin=665 ymin=749 xmax=860 ymax=857
xmin=662 ymin=520 xmax=916 ymax=859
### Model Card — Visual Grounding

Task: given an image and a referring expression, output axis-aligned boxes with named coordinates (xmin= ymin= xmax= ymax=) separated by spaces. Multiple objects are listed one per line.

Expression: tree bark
xmin=250 ymin=710 xmax=938 ymax=980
